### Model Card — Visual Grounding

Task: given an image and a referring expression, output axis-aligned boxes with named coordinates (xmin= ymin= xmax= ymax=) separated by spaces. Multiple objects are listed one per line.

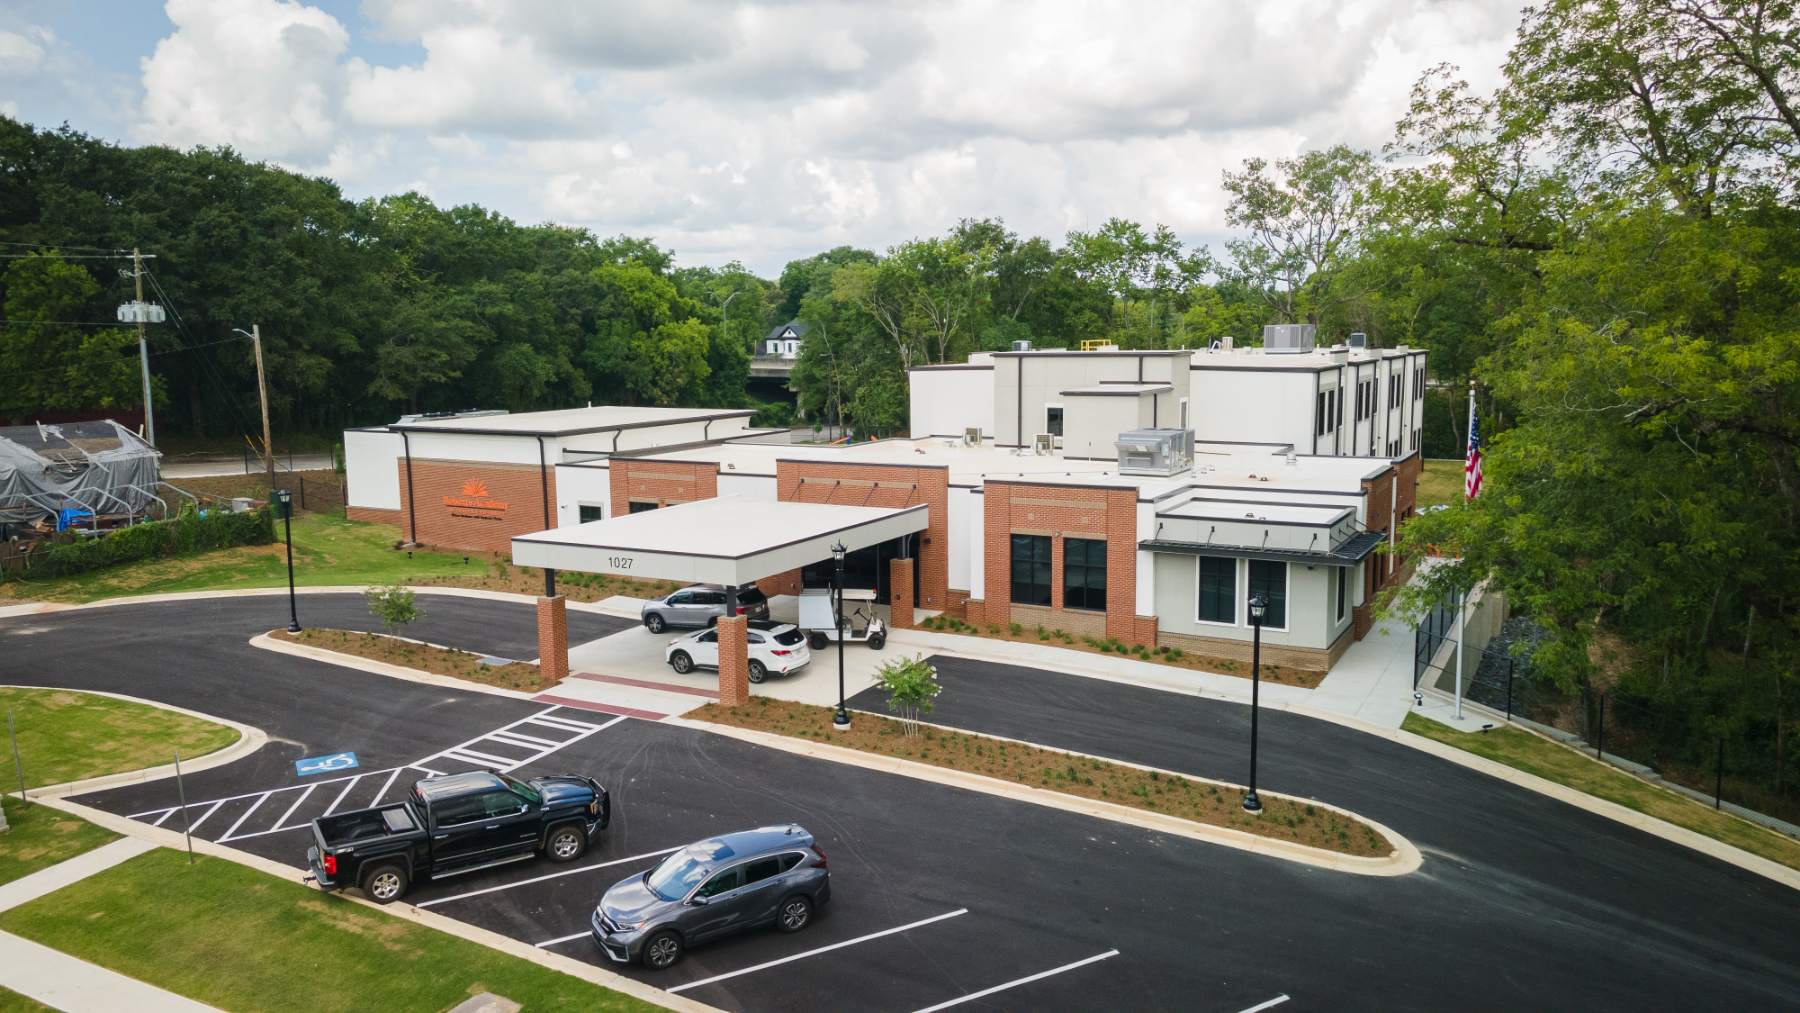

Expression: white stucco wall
xmin=910 ymin=367 xmax=995 ymax=439
xmin=343 ymin=428 xmax=404 ymax=510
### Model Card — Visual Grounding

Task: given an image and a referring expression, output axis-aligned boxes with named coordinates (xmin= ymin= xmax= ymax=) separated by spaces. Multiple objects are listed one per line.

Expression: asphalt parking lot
xmin=9 ymin=594 xmax=1800 ymax=1011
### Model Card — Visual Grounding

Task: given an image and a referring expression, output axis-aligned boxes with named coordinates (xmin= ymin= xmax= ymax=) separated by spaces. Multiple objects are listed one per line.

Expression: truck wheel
xmin=808 ymin=631 xmax=828 ymax=651
xmin=361 ymin=863 xmax=408 ymax=904
xmin=747 ymin=660 xmax=766 ymax=684
xmin=868 ymin=632 xmax=886 ymax=650
xmin=645 ymin=613 xmax=666 ymax=633
xmin=777 ymin=894 xmax=813 ymax=932
xmin=642 ymin=930 xmax=683 ymax=969
xmin=670 ymin=651 xmax=694 ymax=674
xmin=545 ymin=824 xmax=587 ymax=862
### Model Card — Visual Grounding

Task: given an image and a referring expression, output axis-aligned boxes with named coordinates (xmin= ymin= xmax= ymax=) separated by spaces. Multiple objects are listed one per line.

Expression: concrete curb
xmin=669 ymin=716 xmax=1422 ymax=878
xmin=0 ymin=584 xmax=614 ymax=618
xmin=0 ymin=686 xmax=266 ymax=801
xmin=27 ymin=796 xmax=725 ymax=1013
xmin=249 ymin=633 xmax=539 ymax=701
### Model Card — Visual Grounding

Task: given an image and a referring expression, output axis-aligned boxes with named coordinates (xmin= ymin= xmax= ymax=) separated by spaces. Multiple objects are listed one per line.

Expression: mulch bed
xmin=916 ymin=615 xmax=1317 ymax=686
xmin=273 ymin=628 xmax=554 ymax=693
xmin=693 ymin=699 xmax=1394 ymax=858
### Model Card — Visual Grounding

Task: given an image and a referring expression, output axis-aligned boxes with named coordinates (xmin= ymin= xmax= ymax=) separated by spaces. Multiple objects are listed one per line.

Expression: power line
xmin=142 ymin=268 xmax=265 ymax=439
xmin=2 ymin=337 xmax=239 ymax=377
xmin=0 ymin=241 xmax=133 ymax=252
xmin=0 ymin=319 xmax=134 ymax=327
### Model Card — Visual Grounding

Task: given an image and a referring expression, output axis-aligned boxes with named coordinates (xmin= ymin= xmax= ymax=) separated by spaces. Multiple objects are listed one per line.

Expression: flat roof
xmin=1060 ymin=383 xmax=1173 ymax=396
xmin=1159 ymin=500 xmax=1352 ymax=527
xmin=511 ymin=496 xmax=928 ymax=585
xmin=1188 ymin=347 xmax=1424 ymax=372
xmin=389 ymin=405 xmax=754 ymax=438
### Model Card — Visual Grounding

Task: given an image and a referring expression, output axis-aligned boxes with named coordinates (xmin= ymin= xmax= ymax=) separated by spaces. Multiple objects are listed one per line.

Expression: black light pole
xmin=832 ymin=541 xmax=850 ymax=730
xmin=277 ymin=489 xmax=300 ymax=633
xmin=1243 ymin=595 xmax=1265 ymax=813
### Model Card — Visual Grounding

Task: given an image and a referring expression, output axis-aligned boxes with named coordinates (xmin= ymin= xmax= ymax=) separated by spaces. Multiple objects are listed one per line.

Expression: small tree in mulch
xmin=876 ymin=653 xmax=940 ymax=737
xmin=365 ymin=584 xmax=423 ymax=637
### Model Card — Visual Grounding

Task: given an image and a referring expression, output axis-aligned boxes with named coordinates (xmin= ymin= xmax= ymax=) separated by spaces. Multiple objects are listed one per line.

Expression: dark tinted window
xmin=668 ymin=591 xmax=693 ymax=604
xmin=1010 ymin=534 xmax=1051 ymax=606
xmin=696 ymin=865 xmax=743 ymax=897
xmin=1199 ymin=556 xmax=1235 ymax=623
xmin=737 ymin=587 xmax=767 ymax=606
xmin=698 ymin=629 xmax=718 ymax=643
xmin=693 ymin=590 xmax=726 ymax=605
xmin=433 ymin=796 xmax=486 ymax=825
xmin=1046 ymin=406 xmax=1063 ymax=436
xmin=579 ymin=505 xmax=602 ymax=522
xmin=1248 ymin=559 xmax=1287 ymax=628
xmin=777 ymin=852 xmax=806 ymax=872
xmin=743 ymin=857 xmax=781 ymax=884
xmin=629 ymin=501 xmax=658 ymax=513
xmin=1063 ymin=538 xmax=1106 ymax=611
xmin=773 ymin=629 xmax=804 ymax=646
xmin=748 ymin=634 xmax=764 ymax=644
xmin=480 ymin=791 xmax=525 ymax=818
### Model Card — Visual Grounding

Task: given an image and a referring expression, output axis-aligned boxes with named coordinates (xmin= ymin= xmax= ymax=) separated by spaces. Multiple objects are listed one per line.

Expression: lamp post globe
xmin=277 ymin=488 xmax=300 ymax=634
xmin=831 ymin=541 xmax=850 ymax=730
xmin=1243 ymin=594 xmax=1265 ymax=814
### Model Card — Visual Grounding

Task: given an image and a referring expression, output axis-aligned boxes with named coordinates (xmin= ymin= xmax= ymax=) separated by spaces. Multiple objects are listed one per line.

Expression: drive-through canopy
xmin=510 ymin=495 xmax=928 ymax=586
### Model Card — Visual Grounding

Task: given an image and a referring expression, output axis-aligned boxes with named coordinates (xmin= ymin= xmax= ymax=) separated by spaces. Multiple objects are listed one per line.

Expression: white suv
xmin=665 ymin=621 xmax=811 ymax=683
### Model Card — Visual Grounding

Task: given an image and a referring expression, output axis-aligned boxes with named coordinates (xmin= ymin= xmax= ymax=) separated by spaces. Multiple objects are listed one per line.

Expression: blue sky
xmin=1 ymin=0 xmax=1526 ymax=276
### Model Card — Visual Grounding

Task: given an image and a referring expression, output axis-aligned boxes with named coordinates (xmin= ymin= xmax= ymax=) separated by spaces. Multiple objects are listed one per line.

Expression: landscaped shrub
xmin=11 ymin=504 xmax=275 ymax=581
xmin=1008 ymin=621 xmax=1022 ymax=636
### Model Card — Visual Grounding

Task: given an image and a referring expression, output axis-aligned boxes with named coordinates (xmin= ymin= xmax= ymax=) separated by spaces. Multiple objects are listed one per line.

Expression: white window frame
xmin=577 ymin=502 xmax=605 ymax=523
xmin=1179 ymin=396 xmax=1190 ymax=431
xmin=1044 ymin=402 xmax=1065 ymax=442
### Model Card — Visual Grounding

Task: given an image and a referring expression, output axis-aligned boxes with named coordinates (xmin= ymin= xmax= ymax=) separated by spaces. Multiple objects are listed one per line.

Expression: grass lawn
xmin=914 ymin=614 xmax=1318 ymax=686
xmin=0 ymin=687 xmax=239 ymax=790
xmin=2 ymin=513 xmax=684 ymax=606
xmin=0 ymin=849 xmax=660 ymax=1013
xmin=1416 ymin=458 xmax=1465 ymax=509
xmin=0 ymin=797 xmax=119 ymax=887
xmin=1403 ymin=712 xmax=1800 ymax=872
xmin=0 ymin=986 xmax=56 ymax=1013
xmin=697 ymin=699 xmax=1394 ymax=857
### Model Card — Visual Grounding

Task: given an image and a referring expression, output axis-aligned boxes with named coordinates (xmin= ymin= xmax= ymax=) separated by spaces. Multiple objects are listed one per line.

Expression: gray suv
xmin=591 ymin=824 xmax=831 ymax=969
xmin=641 ymin=584 xmax=769 ymax=633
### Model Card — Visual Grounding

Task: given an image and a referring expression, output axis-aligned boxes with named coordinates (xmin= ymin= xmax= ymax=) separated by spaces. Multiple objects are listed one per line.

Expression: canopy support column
xmin=718 ymin=615 xmax=749 ymax=707
xmin=537 ymin=595 xmax=568 ymax=683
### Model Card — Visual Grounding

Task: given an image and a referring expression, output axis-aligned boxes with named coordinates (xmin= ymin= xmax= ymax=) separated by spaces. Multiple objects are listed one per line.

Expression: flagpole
xmin=1456 ymin=380 xmax=1476 ymax=720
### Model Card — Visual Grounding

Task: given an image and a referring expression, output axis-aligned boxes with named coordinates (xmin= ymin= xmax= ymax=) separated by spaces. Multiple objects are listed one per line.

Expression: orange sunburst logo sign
xmin=461 ymin=479 xmax=490 ymax=498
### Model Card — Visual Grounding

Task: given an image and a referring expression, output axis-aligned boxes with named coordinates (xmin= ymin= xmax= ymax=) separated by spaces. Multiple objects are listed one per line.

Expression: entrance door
xmin=800 ymin=537 xmax=921 ymax=606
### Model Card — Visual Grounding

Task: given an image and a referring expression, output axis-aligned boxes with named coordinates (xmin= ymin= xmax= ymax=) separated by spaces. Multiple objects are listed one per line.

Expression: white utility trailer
xmin=798 ymin=587 xmax=886 ymax=651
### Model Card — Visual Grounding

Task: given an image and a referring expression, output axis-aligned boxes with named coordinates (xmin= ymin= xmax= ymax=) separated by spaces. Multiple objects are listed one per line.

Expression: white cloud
xmin=0 ymin=28 xmax=49 ymax=74
xmin=15 ymin=0 xmax=1528 ymax=273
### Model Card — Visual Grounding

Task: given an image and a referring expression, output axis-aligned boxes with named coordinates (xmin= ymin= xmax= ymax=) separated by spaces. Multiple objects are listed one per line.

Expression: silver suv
xmin=591 ymin=824 xmax=831 ymax=969
xmin=641 ymin=584 xmax=769 ymax=633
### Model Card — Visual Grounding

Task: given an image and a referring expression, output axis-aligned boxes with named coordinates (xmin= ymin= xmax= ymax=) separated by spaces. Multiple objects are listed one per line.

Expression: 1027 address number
xmin=608 ymin=557 xmax=633 ymax=569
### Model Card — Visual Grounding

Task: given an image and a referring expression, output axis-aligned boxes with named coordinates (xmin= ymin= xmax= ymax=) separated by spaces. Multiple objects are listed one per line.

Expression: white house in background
xmin=760 ymin=320 xmax=810 ymax=359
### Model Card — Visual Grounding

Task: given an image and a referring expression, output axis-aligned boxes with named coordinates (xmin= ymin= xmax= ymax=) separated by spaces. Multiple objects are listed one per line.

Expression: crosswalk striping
xmin=121 ymin=705 xmax=620 ymax=844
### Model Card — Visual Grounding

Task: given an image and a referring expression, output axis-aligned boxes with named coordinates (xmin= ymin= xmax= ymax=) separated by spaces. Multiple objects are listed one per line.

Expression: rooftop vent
xmin=963 ymin=427 xmax=982 ymax=446
xmin=1262 ymin=324 xmax=1316 ymax=354
xmin=1012 ymin=339 xmax=1033 ymax=352
xmin=1348 ymin=332 xmax=1368 ymax=349
xmin=1114 ymin=428 xmax=1193 ymax=477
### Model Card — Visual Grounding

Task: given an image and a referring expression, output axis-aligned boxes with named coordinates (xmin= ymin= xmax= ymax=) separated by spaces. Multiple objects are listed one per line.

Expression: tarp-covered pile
xmin=0 ymin=420 xmax=162 ymax=526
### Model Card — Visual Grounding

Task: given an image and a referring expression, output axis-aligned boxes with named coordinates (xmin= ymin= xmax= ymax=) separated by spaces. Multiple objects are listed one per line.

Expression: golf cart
xmin=799 ymin=587 xmax=886 ymax=651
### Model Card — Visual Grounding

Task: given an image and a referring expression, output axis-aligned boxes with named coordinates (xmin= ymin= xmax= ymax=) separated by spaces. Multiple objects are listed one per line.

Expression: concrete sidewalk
xmin=0 ymin=837 xmax=230 ymax=1012
xmin=1305 ymin=617 xmax=1421 ymax=729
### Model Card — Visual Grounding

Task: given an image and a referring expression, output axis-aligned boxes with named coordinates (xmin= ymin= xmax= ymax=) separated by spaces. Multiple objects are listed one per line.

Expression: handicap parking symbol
xmin=295 ymin=752 xmax=358 ymax=776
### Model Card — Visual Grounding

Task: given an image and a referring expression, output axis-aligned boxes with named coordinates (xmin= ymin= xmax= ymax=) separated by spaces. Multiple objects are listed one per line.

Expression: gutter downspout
xmin=536 ymin=436 xmax=555 ymax=598
xmin=400 ymin=430 xmax=417 ymax=545
xmin=1015 ymin=356 xmax=1023 ymax=448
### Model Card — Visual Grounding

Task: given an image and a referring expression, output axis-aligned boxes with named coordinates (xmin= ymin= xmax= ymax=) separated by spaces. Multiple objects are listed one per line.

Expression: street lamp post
xmin=1243 ymin=595 xmax=1265 ymax=813
xmin=277 ymin=489 xmax=300 ymax=633
xmin=832 ymin=541 xmax=851 ymax=730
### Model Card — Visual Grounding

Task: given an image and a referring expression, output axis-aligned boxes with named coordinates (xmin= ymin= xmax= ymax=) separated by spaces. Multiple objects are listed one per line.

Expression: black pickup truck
xmin=306 ymin=769 xmax=609 ymax=903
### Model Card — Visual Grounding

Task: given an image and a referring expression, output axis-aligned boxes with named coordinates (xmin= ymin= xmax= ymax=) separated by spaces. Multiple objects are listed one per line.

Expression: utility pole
xmin=134 ymin=248 xmax=154 ymax=447
xmin=252 ymin=325 xmax=274 ymax=493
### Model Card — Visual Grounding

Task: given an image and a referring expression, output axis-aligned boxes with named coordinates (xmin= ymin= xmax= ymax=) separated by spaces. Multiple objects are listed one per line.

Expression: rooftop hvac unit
xmin=1348 ymin=332 xmax=1367 ymax=349
xmin=1114 ymin=428 xmax=1194 ymax=477
xmin=1033 ymin=433 xmax=1053 ymax=455
xmin=1262 ymin=324 xmax=1316 ymax=353
xmin=1012 ymin=339 xmax=1033 ymax=352
xmin=963 ymin=427 xmax=982 ymax=446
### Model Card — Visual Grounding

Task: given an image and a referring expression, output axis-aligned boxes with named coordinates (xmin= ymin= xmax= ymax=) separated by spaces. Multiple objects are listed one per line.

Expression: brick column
xmin=717 ymin=615 xmax=749 ymax=707
xmin=537 ymin=595 xmax=569 ymax=683
xmin=888 ymin=558 xmax=915 ymax=629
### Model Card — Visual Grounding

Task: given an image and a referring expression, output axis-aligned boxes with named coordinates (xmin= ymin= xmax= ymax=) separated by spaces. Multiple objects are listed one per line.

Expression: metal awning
xmin=511 ymin=496 xmax=929 ymax=586
xmin=1139 ymin=529 xmax=1388 ymax=565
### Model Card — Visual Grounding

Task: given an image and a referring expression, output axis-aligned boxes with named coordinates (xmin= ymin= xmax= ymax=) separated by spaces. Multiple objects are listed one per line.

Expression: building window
xmin=1317 ymin=390 xmax=1339 ymax=436
xmin=629 ymin=501 xmax=659 ymax=513
xmin=1010 ymin=534 xmax=1052 ymax=606
xmin=579 ymin=504 xmax=603 ymax=523
xmin=1045 ymin=405 xmax=1064 ymax=437
xmin=1179 ymin=397 xmax=1189 ymax=430
xmin=1063 ymin=538 xmax=1106 ymax=610
xmin=1248 ymin=559 xmax=1287 ymax=629
xmin=1337 ymin=566 xmax=1347 ymax=621
xmin=1198 ymin=556 xmax=1236 ymax=624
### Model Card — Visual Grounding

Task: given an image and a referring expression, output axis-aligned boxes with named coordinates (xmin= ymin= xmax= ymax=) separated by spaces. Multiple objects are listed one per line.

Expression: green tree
xmin=1220 ymin=145 xmax=1381 ymax=328
xmin=0 ymin=252 xmax=142 ymax=418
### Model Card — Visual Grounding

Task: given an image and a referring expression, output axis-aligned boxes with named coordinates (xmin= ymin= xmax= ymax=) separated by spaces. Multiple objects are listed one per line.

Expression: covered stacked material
xmin=0 ymin=420 xmax=161 ymax=526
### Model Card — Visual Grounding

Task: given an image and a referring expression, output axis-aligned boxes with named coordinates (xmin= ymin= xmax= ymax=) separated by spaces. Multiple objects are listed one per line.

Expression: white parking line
xmin=263 ymin=783 xmax=318 ymax=836
xmin=422 ymin=846 xmax=684 ymax=909
xmin=668 ymin=909 xmax=970 ymax=994
xmin=536 ymin=930 xmax=594 ymax=947
xmin=321 ymin=774 xmax=363 ymax=817
xmin=217 ymin=791 xmax=272 ymax=842
xmin=1238 ymin=996 xmax=1290 ymax=1013
xmin=185 ymin=799 xmax=226 ymax=832
xmin=907 ymin=949 xmax=1120 ymax=1012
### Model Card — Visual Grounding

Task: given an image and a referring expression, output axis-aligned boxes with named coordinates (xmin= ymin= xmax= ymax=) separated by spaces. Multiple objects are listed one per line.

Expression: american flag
xmin=1465 ymin=411 xmax=1483 ymax=499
